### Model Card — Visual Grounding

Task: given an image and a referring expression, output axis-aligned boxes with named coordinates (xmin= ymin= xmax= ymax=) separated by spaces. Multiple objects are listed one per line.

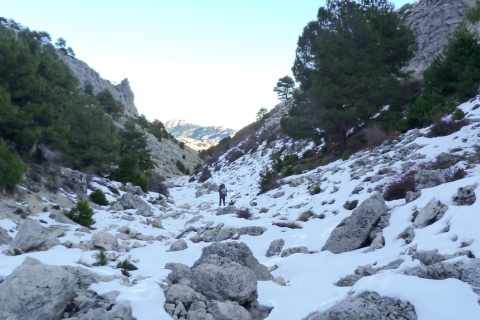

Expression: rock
xmin=166 ymin=262 xmax=194 ymax=284
xmin=412 ymin=199 xmax=448 ymax=228
xmin=414 ymin=169 xmax=446 ymax=191
xmin=343 ymin=200 xmax=358 ymax=210
xmin=9 ymin=219 xmax=59 ymax=252
xmin=119 ymin=193 xmax=152 ymax=213
xmin=452 ymin=183 xmax=478 ymax=206
xmin=208 ymin=300 xmax=252 ymax=320
xmin=192 ymin=241 xmax=273 ymax=281
xmin=151 ymin=217 xmax=163 ymax=228
xmin=165 ymin=284 xmax=197 ymax=307
xmin=413 ymin=250 xmax=446 ymax=266
xmin=0 ymin=226 xmax=12 ymax=245
xmin=405 ymin=190 xmax=421 ymax=203
xmin=322 ymin=193 xmax=389 ymax=254
xmin=436 ymin=152 xmax=462 ymax=167
xmin=266 ymin=239 xmax=285 ymax=257
xmin=304 ymin=291 xmax=417 ymax=320
xmin=0 ymin=257 xmax=76 ymax=320
xmin=237 ymin=226 xmax=266 ymax=237
xmin=169 ymin=239 xmax=188 ymax=252
xmin=192 ymin=255 xmax=258 ymax=304
xmin=91 ymin=231 xmax=118 ymax=251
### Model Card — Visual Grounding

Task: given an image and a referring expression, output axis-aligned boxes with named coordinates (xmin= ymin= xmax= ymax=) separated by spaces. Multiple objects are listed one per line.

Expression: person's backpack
xmin=220 ymin=187 xmax=227 ymax=196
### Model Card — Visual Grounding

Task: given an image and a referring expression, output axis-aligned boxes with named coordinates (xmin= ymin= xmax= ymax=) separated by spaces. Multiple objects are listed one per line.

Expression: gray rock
xmin=281 ymin=246 xmax=312 ymax=257
xmin=405 ymin=190 xmax=421 ymax=203
xmin=266 ymin=239 xmax=285 ymax=257
xmin=192 ymin=255 xmax=258 ymax=304
xmin=322 ymin=193 xmax=389 ymax=254
xmin=91 ymin=231 xmax=118 ymax=251
xmin=304 ymin=291 xmax=417 ymax=320
xmin=0 ymin=226 xmax=12 ymax=245
xmin=414 ymin=169 xmax=446 ymax=191
xmin=0 ymin=257 xmax=76 ymax=320
xmin=169 ymin=239 xmax=188 ymax=252
xmin=9 ymin=219 xmax=59 ymax=252
xmin=119 ymin=193 xmax=152 ymax=213
xmin=187 ymin=308 xmax=216 ymax=320
xmin=412 ymin=199 xmax=448 ymax=228
xmin=208 ymin=300 xmax=252 ymax=320
xmin=237 ymin=226 xmax=266 ymax=237
xmin=165 ymin=284 xmax=197 ymax=307
xmin=166 ymin=262 xmax=194 ymax=284
xmin=452 ymin=183 xmax=478 ymax=206
xmin=193 ymin=241 xmax=273 ymax=281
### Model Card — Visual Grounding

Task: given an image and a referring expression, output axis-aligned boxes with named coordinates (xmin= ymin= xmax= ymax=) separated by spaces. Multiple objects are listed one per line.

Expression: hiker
xmin=219 ymin=183 xmax=227 ymax=206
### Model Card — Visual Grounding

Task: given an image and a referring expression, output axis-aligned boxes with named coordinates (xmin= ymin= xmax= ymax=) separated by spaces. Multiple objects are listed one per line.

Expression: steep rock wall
xmin=402 ymin=0 xmax=477 ymax=77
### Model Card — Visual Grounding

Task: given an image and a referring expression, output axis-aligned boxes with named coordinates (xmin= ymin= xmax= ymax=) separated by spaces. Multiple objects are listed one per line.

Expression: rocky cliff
xmin=402 ymin=0 xmax=478 ymax=77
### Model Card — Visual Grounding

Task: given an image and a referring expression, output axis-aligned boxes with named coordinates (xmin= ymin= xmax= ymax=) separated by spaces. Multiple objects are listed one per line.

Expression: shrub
xmin=0 ymin=140 xmax=26 ymax=192
xmin=148 ymin=173 xmax=169 ymax=197
xmin=445 ymin=167 xmax=467 ymax=182
xmin=272 ymin=221 xmax=302 ymax=229
xmin=236 ymin=207 xmax=252 ymax=219
xmin=66 ymin=200 xmax=95 ymax=228
xmin=116 ymin=257 xmax=138 ymax=271
xmin=297 ymin=210 xmax=314 ymax=222
xmin=310 ymin=185 xmax=321 ymax=195
xmin=226 ymin=148 xmax=245 ymax=163
xmin=198 ymin=167 xmax=212 ymax=183
xmin=258 ymin=166 xmax=279 ymax=194
xmin=383 ymin=171 xmax=416 ymax=201
xmin=92 ymin=249 xmax=108 ymax=266
xmin=176 ymin=160 xmax=189 ymax=175
xmin=427 ymin=118 xmax=467 ymax=138
xmin=89 ymin=189 xmax=109 ymax=206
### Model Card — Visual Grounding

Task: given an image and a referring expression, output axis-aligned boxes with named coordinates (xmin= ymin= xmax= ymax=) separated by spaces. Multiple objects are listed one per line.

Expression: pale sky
xmin=2 ymin=0 xmax=413 ymax=130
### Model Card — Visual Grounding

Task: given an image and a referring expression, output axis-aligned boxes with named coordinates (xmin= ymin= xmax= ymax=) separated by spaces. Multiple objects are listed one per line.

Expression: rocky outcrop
xmin=9 ymin=219 xmax=60 ymax=252
xmin=164 ymin=242 xmax=273 ymax=320
xmin=0 ymin=226 xmax=11 ymax=245
xmin=304 ymin=291 xmax=417 ymax=320
xmin=452 ymin=183 xmax=478 ymax=205
xmin=58 ymin=54 xmax=138 ymax=117
xmin=0 ymin=257 xmax=76 ymax=320
xmin=402 ymin=0 xmax=477 ymax=77
xmin=322 ymin=193 xmax=389 ymax=254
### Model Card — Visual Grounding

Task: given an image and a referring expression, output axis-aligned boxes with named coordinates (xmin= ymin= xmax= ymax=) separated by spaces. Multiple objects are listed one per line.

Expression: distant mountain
xmin=165 ymin=120 xmax=236 ymax=151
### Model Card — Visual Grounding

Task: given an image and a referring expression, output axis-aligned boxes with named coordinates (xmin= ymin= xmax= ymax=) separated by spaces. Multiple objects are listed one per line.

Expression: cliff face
xmin=59 ymin=54 xmax=138 ymax=117
xmin=402 ymin=0 xmax=477 ymax=77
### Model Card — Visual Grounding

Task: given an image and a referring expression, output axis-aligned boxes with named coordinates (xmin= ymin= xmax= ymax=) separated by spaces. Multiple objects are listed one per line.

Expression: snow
xmin=2 ymin=96 xmax=480 ymax=319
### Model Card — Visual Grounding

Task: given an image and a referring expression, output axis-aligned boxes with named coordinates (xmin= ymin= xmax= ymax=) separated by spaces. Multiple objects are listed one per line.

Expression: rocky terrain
xmin=1 ymin=1 xmax=480 ymax=319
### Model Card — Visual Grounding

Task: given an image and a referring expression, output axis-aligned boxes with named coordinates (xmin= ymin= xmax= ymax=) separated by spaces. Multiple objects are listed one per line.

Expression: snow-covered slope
xmin=1 ymin=97 xmax=480 ymax=319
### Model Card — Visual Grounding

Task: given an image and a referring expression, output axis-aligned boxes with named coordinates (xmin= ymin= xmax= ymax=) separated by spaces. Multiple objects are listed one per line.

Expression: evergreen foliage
xmin=284 ymin=0 xmax=416 ymax=151
xmin=95 ymin=89 xmax=124 ymax=115
xmin=273 ymin=75 xmax=295 ymax=101
xmin=0 ymin=139 xmax=26 ymax=191
xmin=89 ymin=189 xmax=109 ymax=206
xmin=66 ymin=200 xmax=95 ymax=228
xmin=423 ymin=24 xmax=480 ymax=101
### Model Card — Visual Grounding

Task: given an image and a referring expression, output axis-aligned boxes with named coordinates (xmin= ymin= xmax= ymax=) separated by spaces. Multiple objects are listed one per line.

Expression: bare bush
xmin=383 ymin=170 xmax=416 ymax=201
xmin=427 ymin=119 xmax=468 ymax=138
xmin=235 ymin=207 xmax=253 ymax=219
xmin=198 ymin=167 xmax=212 ymax=183
xmin=226 ymin=148 xmax=245 ymax=164
xmin=272 ymin=221 xmax=302 ymax=229
xmin=148 ymin=173 xmax=169 ymax=197
xmin=297 ymin=210 xmax=314 ymax=222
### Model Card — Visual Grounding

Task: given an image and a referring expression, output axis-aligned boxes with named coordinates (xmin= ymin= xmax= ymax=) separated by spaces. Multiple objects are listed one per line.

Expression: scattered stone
xmin=452 ymin=183 xmax=477 ymax=206
xmin=9 ymin=219 xmax=59 ymax=252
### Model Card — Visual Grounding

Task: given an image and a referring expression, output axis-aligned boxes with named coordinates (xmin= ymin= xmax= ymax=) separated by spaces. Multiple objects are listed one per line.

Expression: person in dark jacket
xmin=219 ymin=183 xmax=227 ymax=206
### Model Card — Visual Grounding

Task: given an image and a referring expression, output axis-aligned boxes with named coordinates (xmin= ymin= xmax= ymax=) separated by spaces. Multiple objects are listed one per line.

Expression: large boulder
xmin=304 ymin=291 xmax=417 ymax=320
xmin=414 ymin=169 xmax=446 ymax=191
xmin=91 ymin=231 xmax=118 ymax=251
xmin=322 ymin=193 xmax=389 ymax=254
xmin=192 ymin=255 xmax=258 ymax=304
xmin=0 ymin=226 xmax=11 ymax=245
xmin=9 ymin=219 xmax=59 ymax=252
xmin=412 ymin=199 xmax=448 ymax=228
xmin=193 ymin=241 xmax=273 ymax=281
xmin=0 ymin=257 xmax=77 ymax=320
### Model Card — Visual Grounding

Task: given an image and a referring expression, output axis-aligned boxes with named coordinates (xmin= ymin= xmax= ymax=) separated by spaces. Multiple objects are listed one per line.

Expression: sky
xmin=3 ymin=0 xmax=413 ymax=129
xmin=1 ymin=96 xmax=480 ymax=319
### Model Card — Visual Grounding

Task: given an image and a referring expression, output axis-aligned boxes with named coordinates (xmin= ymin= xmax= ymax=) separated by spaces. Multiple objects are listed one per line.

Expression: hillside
xmin=165 ymin=120 xmax=236 ymax=151
xmin=1 ymin=95 xmax=480 ymax=319
xmin=2 ymin=1 xmax=480 ymax=319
